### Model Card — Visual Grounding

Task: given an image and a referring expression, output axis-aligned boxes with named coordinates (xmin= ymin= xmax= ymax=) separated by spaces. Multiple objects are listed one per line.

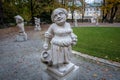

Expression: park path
xmin=0 ymin=25 xmax=120 ymax=80
xmin=70 ymin=22 xmax=120 ymax=27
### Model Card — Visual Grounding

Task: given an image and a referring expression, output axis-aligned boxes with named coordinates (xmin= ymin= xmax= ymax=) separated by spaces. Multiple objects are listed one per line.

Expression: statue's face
xmin=53 ymin=9 xmax=66 ymax=25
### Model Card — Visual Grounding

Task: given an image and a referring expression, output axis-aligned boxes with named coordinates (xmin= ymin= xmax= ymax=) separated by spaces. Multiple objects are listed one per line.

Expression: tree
xmin=0 ymin=0 xmax=4 ymax=28
xmin=115 ymin=5 xmax=120 ymax=22
xmin=31 ymin=0 xmax=68 ymax=23
xmin=13 ymin=0 xmax=31 ymax=21
xmin=101 ymin=0 xmax=120 ymax=23
xmin=0 ymin=0 xmax=68 ymax=28
xmin=2 ymin=0 xmax=31 ymax=23
xmin=1 ymin=0 xmax=18 ymax=27
xmin=80 ymin=0 xmax=85 ymax=23
xmin=67 ymin=0 xmax=83 ymax=23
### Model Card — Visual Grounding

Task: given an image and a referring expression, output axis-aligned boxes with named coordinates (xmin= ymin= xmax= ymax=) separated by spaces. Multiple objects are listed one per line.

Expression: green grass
xmin=72 ymin=27 xmax=120 ymax=62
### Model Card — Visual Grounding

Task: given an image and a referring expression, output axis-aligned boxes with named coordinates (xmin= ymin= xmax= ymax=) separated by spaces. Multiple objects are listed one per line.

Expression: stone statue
xmin=73 ymin=10 xmax=78 ymax=27
xmin=41 ymin=8 xmax=77 ymax=77
xmin=14 ymin=15 xmax=27 ymax=41
xmin=91 ymin=12 xmax=99 ymax=26
xmin=34 ymin=17 xmax=41 ymax=31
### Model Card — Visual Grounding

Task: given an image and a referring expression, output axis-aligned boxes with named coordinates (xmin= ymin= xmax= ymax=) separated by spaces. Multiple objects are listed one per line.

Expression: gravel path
xmin=0 ymin=26 xmax=120 ymax=80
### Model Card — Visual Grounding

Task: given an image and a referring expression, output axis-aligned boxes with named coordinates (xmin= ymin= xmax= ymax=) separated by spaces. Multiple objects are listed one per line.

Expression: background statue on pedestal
xmin=91 ymin=12 xmax=99 ymax=26
xmin=41 ymin=8 xmax=77 ymax=77
xmin=14 ymin=15 xmax=27 ymax=41
xmin=34 ymin=17 xmax=41 ymax=31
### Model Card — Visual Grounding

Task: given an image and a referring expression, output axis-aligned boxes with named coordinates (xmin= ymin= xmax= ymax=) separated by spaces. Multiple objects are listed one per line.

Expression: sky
xmin=85 ymin=0 xmax=103 ymax=3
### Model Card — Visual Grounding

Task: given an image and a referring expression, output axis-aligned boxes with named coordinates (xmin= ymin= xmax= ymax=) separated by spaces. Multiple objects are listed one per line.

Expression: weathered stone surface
xmin=0 ymin=26 xmax=120 ymax=80
xmin=41 ymin=8 xmax=78 ymax=77
xmin=34 ymin=17 xmax=41 ymax=31
xmin=47 ymin=62 xmax=75 ymax=77
xmin=14 ymin=15 xmax=28 ymax=41
xmin=46 ymin=65 xmax=79 ymax=80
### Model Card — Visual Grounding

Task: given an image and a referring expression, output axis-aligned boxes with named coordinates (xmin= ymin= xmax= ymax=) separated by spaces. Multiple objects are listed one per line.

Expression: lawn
xmin=72 ymin=27 xmax=120 ymax=62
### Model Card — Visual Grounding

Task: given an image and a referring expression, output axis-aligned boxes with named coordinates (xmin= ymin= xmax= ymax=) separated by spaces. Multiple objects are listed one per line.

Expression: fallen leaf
xmin=93 ymin=73 xmax=97 ymax=77
xmin=108 ymin=74 xmax=112 ymax=77
xmin=105 ymin=56 xmax=108 ymax=58
xmin=100 ymin=78 xmax=106 ymax=80
xmin=102 ymin=68 xmax=109 ymax=72
xmin=104 ymin=68 xmax=109 ymax=72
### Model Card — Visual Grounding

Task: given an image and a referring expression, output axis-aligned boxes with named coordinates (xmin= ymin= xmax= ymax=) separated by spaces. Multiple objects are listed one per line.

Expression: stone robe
xmin=45 ymin=22 xmax=77 ymax=65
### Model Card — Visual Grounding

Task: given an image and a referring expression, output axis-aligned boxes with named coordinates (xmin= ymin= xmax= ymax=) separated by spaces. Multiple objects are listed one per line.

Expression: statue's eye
xmin=54 ymin=14 xmax=57 ymax=19
xmin=59 ymin=12 xmax=63 ymax=15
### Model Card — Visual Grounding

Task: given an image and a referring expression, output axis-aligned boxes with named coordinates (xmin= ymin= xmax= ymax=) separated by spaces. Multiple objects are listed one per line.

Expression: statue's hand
xmin=43 ymin=43 xmax=48 ymax=50
xmin=72 ymin=41 xmax=77 ymax=45
xmin=71 ymin=38 xmax=77 ymax=45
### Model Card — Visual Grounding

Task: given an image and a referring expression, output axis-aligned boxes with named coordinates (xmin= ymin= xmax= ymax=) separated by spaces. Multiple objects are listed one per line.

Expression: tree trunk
xmin=0 ymin=0 xmax=4 ymax=28
xmin=81 ymin=11 xmax=84 ymax=23
xmin=101 ymin=0 xmax=109 ymax=23
xmin=30 ymin=0 xmax=34 ymax=24
xmin=71 ymin=0 xmax=74 ymax=23
xmin=109 ymin=6 xmax=118 ymax=23
xmin=102 ymin=11 xmax=108 ymax=23
xmin=71 ymin=10 xmax=74 ymax=23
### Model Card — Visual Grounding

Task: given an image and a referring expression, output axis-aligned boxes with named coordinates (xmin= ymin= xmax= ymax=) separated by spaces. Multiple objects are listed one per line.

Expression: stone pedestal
xmin=16 ymin=32 xmax=27 ymax=42
xmin=46 ymin=65 xmax=79 ymax=80
xmin=34 ymin=26 xmax=41 ymax=31
xmin=96 ymin=22 xmax=99 ymax=26
xmin=95 ymin=19 xmax=99 ymax=26
xmin=74 ymin=19 xmax=78 ymax=27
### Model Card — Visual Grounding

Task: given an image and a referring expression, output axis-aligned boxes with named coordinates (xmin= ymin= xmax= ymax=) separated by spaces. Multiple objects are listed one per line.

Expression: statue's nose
xmin=57 ymin=14 xmax=61 ymax=18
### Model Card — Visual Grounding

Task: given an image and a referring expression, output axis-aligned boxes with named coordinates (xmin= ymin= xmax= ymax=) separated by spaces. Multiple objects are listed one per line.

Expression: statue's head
xmin=51 ymin=8 xmax=68 ymax=25
xmin=34 ymin=17 xmax=37 ymax=20
xmin=14 ymin=15 xmax=24 ymax=23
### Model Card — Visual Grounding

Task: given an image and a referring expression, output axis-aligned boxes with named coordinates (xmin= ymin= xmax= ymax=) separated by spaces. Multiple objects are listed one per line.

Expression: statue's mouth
xmin=57 ymin=18 xmax=63 ymax=21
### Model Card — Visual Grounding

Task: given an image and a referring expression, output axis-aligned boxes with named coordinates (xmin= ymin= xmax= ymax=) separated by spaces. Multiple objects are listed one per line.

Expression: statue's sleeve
xmin=69 ymin=23 xmax=77 ymax=44
xmin=44 ymin=24 xmax=54 ymax=39
xmin=67 ymin=23 xmax=77 ymax=40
